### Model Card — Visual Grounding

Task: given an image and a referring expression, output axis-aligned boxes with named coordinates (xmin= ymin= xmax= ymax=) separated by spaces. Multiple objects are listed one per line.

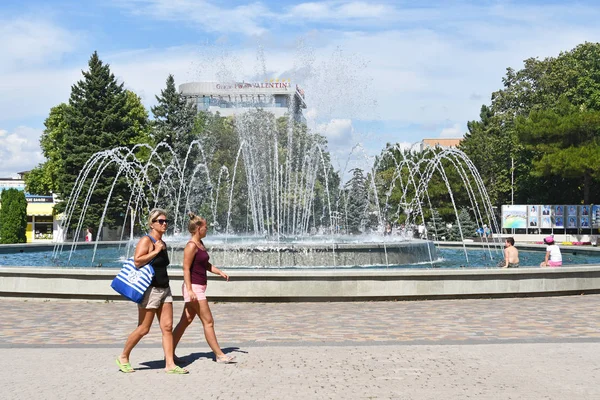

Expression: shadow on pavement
xmin=138 ymin=347 xmax=246 ymax=369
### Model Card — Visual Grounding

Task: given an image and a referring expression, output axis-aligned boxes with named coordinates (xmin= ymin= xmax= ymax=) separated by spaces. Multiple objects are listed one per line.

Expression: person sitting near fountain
xmin=540 ymin=236 xmax=562 ymax=267
xmin=499 ymin=237 xmax=519 ymax=268
xmin=172 ymin=212 xmax=235 ymax=364
xmin=483 ymin=224 xmax=492 ymax=239
xmin=116 ymin=208 xmax=189 ymax=374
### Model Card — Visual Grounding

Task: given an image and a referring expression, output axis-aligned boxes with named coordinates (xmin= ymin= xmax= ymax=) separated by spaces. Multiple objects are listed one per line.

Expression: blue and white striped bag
xmin=110 ymin=258 xmax=155 ymax=303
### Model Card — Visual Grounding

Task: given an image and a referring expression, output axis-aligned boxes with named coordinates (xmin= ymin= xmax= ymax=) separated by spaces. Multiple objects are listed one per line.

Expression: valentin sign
xmin=215 ymin=82 xmax=291 ymax=90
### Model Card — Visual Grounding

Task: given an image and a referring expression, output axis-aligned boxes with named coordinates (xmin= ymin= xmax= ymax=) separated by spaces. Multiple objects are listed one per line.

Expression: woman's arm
xmin=544 ymin=251 xmax=550 ymax=266
xmin=133 ymin=236 xmax=163 ymax=267
xmin=208 ymin=263 xmax=229 ymax=281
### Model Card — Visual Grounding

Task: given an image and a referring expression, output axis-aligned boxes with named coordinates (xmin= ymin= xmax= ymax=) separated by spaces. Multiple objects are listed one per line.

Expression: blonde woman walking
xmin=172 ymin=212 xmax=235 ymax=363
xmin=116 ymin=208 xmax=189 ymax=374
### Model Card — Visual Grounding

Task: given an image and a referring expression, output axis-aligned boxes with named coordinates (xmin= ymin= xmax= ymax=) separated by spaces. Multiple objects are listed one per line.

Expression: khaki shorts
xmin=138 ymin=286 xmax=173 ymax=309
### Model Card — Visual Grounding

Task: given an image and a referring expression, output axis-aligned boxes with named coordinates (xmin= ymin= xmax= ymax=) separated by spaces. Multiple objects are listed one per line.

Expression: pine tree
xmin=344 ymin=168 xmax=368 ymax=234
xmin=0 ymin=189 xmax=27 ymax=244
xmin=427 ymin=208 xmax=447 ymax=241
xmin=151 ymin=74 xmax=197 ymax=161
xmin=55 ymin=52 xmax=150 ymax=230
xmin=447 ymin=207 xmax=477 ymax=241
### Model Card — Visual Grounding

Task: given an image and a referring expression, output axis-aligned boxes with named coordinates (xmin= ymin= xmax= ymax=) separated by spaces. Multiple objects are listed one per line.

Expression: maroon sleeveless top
xmin=189 ymin=241 xmax=210 ymax=285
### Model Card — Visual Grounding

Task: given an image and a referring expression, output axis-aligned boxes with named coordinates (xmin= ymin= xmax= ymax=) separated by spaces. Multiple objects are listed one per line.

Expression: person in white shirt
xmin=540 ymin=236 xmax=562 ymax=267
xmin=85 ymin=227 xmax=93 ymax=242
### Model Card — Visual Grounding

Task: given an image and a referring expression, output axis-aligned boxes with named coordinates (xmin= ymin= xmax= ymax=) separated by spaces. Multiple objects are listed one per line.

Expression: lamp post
xmin=511 ymin=156 xmax=514 ymax=205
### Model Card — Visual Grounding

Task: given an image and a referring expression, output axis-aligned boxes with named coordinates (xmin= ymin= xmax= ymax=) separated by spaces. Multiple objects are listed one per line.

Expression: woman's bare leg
xmin=197 ymin=300 xmax=226 ymax=358
xmin=172 ymin=303 xmax=196 ymax=351
xmin=156 ymin=302 xmax=179 ymax=371
xmin=119 ymin=307 xmax=156 ymax=364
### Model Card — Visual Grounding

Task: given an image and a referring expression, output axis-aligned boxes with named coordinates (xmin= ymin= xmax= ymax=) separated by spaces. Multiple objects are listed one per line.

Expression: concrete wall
xmin=1 ymin=265 xmax=599 ymax=301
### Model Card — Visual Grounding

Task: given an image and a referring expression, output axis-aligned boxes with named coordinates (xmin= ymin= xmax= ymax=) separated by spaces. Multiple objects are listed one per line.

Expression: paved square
xmin=1 ymin=295 xmax=599 ymax=399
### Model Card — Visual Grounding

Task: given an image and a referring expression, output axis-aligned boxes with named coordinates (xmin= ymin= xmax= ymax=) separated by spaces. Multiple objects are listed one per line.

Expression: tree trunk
xmin=583 ymin=171 xmax=591 ymax=204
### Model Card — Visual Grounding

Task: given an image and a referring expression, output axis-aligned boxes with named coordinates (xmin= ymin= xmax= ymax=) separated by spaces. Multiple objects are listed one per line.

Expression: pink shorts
xmin=548 ymin=260 xmax=562 ymax=267
xmin=182 ymin=283 xmax=207 ymax=302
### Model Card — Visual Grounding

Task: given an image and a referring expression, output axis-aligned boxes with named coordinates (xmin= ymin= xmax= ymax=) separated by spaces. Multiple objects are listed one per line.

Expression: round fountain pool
xmin=2 ymin=241 xmax=600 ymax=301
xmin=3 ymin=240 xmax=600 ymax=269
xmin=1 ymin=238 xmax=438 ymax=269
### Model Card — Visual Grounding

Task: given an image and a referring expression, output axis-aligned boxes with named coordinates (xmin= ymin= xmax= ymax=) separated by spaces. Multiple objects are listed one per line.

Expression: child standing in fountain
xmin=116 ymin=208 xmax=188 ymax=374
xmin=172 ymin=212 xmax=235 ymax=363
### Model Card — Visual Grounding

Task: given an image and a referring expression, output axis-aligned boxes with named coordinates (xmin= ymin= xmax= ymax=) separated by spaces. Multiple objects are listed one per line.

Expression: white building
xmin=179 ymin=80 xmax=307 ymax=122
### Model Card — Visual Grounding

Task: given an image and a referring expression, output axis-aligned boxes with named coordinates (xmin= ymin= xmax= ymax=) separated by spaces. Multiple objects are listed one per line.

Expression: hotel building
xmin=179 ymin=80 xmax=307 ymax=122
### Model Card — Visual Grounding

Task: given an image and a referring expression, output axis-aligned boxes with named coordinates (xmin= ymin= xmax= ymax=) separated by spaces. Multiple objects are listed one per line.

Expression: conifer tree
xmin=0 ymin=189 xmax=27 ymax=244
xmin=344 ymin=168 xmax=368 ymax=234
xmin=427 ymin=208 xmax=447 ymax=241
xmin=55 ymin=52 xmax=150 ymax=231
xmin=151 ymin=74 xmax=197 ymax=161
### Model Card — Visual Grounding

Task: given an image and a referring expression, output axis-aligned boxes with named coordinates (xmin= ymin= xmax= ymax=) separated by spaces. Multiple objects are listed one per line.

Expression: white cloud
xmin=0 ymin=127 xmax=44 ymax=177
xmin=115 ymin=0 xmax=271 ymax=35
xmin=338 ymin=2 xmax=390 ymax=18
xmin=0 ymin=67 xmax=80 ymax=122
xmin=317 ymin=118 xmax=354 ymax=145
xmin=289 ymin=1 xmax=394 ymax=22
xmin=290 ymin=2 xmax=329 ymax=16
xmin=0 ymin=18 xmax=80 ymax=73
xmin=440 ymin=123 xmax=464 ymax=138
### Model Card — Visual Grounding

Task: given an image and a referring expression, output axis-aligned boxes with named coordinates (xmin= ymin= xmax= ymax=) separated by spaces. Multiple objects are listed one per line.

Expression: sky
xmin=1 ymin=0 xmax=600 ymax=178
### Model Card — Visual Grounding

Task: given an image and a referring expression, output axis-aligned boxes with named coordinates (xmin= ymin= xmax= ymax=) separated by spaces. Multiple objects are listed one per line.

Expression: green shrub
xmin=0 ymin=189 xmax=27 ymax=244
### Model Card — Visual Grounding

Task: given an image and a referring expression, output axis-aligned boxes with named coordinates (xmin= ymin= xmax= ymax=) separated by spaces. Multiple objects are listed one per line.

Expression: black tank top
xmin=147 ymin=235 xmax=170 ymax=288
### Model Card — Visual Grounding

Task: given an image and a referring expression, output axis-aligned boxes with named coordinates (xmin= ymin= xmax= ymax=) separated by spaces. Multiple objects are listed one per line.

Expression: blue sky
xmin=1 ymin=0 xmax=600 ymax=177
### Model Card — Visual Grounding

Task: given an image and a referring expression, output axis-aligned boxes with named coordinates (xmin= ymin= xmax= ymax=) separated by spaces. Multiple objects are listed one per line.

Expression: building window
xmin=34 ymin=216 xmax=53 ymax=240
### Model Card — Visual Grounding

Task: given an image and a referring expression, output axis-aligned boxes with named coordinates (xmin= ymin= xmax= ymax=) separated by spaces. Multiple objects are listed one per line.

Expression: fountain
xmin=2 ymin=44 xmax=599 ymax=301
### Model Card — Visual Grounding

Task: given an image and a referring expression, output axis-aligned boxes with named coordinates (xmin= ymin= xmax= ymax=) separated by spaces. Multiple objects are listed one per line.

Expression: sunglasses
xmin=154 ymin=219 xmax=169 ymax=225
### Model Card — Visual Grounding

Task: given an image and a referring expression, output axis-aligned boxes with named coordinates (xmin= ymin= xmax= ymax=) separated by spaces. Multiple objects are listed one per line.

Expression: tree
xmin=151 ymin=74 xmax=197 ymax=160
xmin=461 ymin=42 xmax=600 ymax=206
xmin=344 ymin=168 xmax=369 ymax=234
xmin=445 ymin=208 xmax=477 ymax=241
xmin=25 ymin=103 xmax=70 ymax=195
xmin=517 ymin=98 xmax=600 ymax=203
xmin=459 ymin=105 xmax=516 ymax=206
xmin=55 ymin=52 xmax=151 ymax=231
xmin=0 ymin=189 xmax=27 ymax=244
xmin=427 ymin=208 xmax=447 ymax=241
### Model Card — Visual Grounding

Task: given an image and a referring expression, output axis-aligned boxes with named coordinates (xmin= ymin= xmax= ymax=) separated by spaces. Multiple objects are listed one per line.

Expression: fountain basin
xmin=0 ymin=240 xmax=438 ymax=268
xmin=1 ymin=265 xmax=600 ymax=301
xmin=172 ymin=241 xmax=438 ymax=267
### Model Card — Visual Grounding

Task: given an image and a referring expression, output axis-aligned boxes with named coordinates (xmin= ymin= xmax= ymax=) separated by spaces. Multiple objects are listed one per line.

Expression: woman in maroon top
xmin=172 ymin=212 xmax=235 ymax=363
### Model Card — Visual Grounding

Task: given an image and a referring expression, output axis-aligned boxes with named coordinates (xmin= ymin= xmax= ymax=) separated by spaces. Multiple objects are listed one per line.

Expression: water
xmin=435 ymin=248 xmax=600 ymax=269
xmin=4 ymin=245 xmax=599 ymax=269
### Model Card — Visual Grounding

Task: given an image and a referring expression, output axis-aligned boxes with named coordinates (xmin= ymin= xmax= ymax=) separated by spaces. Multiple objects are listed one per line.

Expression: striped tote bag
xmin=110 ymin=258 xmax=155 ymax=303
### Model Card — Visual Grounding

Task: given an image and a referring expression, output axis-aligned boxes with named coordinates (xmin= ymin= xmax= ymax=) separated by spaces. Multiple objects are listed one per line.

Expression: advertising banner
xmin=502 ymin=205 xmax=527 ymax=229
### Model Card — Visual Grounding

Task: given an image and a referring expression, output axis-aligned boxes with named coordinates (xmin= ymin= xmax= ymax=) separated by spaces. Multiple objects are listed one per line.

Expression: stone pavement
xmin=1 ymin=295 xmax=600 ymax=399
